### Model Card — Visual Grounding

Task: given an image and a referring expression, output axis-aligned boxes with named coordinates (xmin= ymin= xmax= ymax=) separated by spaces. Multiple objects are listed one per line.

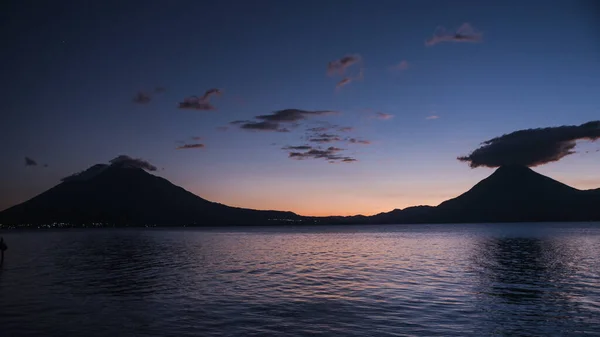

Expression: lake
xmin=1 ymin=223 xmax=599 ymax=336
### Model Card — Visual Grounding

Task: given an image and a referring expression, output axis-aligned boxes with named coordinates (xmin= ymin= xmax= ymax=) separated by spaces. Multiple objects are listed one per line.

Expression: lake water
xmin=1 ymin=223 xmax=599 ymax=336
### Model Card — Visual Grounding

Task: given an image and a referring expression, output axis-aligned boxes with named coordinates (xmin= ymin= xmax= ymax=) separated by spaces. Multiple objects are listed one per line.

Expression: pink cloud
xmin=374 ymin=112 xmax=394 ymax=120
xmin=390 ymin=60 xmax=409 ymax=71
xmin=327 ymin=54 xmax=362 ymax=76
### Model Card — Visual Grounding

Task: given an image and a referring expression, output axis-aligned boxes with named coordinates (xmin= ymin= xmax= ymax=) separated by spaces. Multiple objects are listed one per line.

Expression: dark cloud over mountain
xmin=109 ymin=155 xmax=157 ymax=171
xmin=458 ymin=121 xmax=600 ymax=168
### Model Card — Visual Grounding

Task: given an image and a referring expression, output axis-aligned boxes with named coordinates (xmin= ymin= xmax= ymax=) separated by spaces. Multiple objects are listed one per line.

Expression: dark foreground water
xmin=1 ymin=223 xmax=600 ymax=336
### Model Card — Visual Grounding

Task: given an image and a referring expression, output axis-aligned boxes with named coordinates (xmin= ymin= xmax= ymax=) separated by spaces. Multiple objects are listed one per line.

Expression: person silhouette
xmin=0 ymin=237 xmax=7 ymax=266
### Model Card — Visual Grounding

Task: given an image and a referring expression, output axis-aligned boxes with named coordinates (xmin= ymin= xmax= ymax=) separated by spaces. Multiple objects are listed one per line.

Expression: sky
xmin=1 ymin=0 xmax=599 ymax=216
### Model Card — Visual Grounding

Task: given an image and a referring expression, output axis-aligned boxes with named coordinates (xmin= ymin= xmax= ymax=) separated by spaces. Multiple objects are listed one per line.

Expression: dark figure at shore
xmin=0 ymin=237 xmax=7 ymax=266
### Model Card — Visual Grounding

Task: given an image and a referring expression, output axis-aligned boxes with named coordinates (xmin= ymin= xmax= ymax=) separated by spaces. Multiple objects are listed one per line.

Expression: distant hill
xmin=0 ymin=164 xmax=598 ymax=226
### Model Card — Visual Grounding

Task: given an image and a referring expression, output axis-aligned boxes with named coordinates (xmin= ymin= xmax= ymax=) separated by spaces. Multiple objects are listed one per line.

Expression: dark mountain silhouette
xmin=0 ymin=164 xmax=301 ymax=226
xmin=313 ymin=166 xmax=600 ymax=224
xmin=0 ymin=164 xmax=598 ymax=226
xmin=431 ymin=165 xmax=600 ymax=223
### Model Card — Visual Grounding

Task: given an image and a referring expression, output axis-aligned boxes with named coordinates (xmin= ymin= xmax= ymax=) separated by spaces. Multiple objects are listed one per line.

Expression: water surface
xmin=1 ymin=223 xmax=599 ymax=336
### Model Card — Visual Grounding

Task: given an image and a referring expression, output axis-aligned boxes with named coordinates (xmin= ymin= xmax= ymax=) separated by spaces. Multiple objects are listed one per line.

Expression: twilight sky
xmin=1 ymin=0 xmax=599 ymax=216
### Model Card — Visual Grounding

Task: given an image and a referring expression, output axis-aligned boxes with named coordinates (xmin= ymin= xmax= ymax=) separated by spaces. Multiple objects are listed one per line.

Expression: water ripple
xmin=1 ymin=223 xmax=600 ymax=336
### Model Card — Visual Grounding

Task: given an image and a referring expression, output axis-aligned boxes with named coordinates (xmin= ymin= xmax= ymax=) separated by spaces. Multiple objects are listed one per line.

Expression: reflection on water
xmin=470 ymin=234 xmax=599 ymax=335
xmin=1 ymin=224 xmax=599 ymax=336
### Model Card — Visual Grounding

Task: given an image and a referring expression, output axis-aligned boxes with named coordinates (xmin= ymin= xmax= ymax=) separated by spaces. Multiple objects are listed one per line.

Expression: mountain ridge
xmin=1 ymin=164 xmax=598 ymax=226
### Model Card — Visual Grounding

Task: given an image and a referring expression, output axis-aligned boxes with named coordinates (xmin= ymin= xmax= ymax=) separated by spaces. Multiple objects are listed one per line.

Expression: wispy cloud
xmin=425 ymin=23 xmax=483 ymax=46
xmin=178 ymin=88 xmax=223 ymax=111
xmin=200 ymin=88 xmax=222 ymax=101
xmin=309 ymin=133 xmax=342 ymax=143
xmin=338 ymin=126 xmax=354 ymax=132
xmin=426 ymin=115 xmax=440 ymax=120
xmin=238 ymin=121 xmax=289 ymax=132
xmin=133 ymin=92 xmax=151 ymax=104
xmin=458 ymin=121 xmax=600 ymax=168
xmin=347 ymin=138 xmax=371 ymax=145
xmin=133 ymin=86 xmax=166 ymax=104
xmin=287 ymin=146 xmax=356 ymax=163
xmin=336 ymin=77 xmax=353 ymax=89
xmin=178 ymin=98 xmax=216 ymax=111
xmin=25 ymin=157 xmax=37 ymax=166
xmin=335 ymin=68 xmax=364 ymax=91
xmin=374 ymin=112 xmax=394 ymax=120
xmin=282 ymin=145 xmax=313 ymax=151
xmin=176 ymin=143 xmax=205 ymax=150
xmin=390 ymin=60 xmax=409 ymax=71
xmin=256 ymin=109 xmax=338 ymax=122
xmin=327 ymin=54 xmax=362 ymax=76
xmin=191 ymin=136 xmax=202 ymax=141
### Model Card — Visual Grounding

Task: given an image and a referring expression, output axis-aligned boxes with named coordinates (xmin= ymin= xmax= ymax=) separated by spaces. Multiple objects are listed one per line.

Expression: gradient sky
xmin=1 ymin=0 xmax=599 ymax=216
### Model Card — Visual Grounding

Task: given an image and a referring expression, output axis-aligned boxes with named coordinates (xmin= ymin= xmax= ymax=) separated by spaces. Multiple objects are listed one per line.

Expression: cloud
xmin=425 ymin=23 xmax=483 ymax=46
xmin=457 ymin=121 xmax=600 ymax=168
xmin=287 ymin=146 xmax=356 ymax=163
xmin=305 ymin=122 xmax=352 ymax=133
xmin=426 ymin=115 xmax=440 ymax=120
xmin=200 ymin=88 xmax=222 ymax=101
xmin=25 ymin=157 xmax=37 ymax=166
xmin=191 ymin=136 xmax=202 ymax=141
xmin=133 ymin=92 xmax=152 ymax=104
xmin=374 ymin=112 xmax=394 ymax=120
xmin=390 ymin=60 xmax=409 ymax=71
xmin=327 ymin=54 xmax=362 ymax=76
xmin=307 ymin=126 xmax=332 ymax=132
xmin=178 ymin=97 xmax=216 ymax=111
xmin=336 ymin=78 xmax=353 ymax=89
xmin=178 ymin=88 xmax=223 ymax=111
xmin=239 ymin=121 xmax=289 ymax=132
xmin=133 ymin=86 xmax=166 ymax=104
xmin=282 ymin=145 xmax=312 ymax=151
xmin=216 ymin=126 xmax=229 ymax=131
xmin=176 ymin=143 xmax=205 ymax=150
xmin=347 ymin=138 xmax=371 ymax=145
xmin=109 ymin=155 xmax=157 ymax=171
xmin=256 ymin=109 xmax=337 ymax=122
xmin=232 ymin=109 xmax=337 ymax=132
xmin=309 ymin=133 xmax=342 ymax=143
xmin=335 ymin=68 xmax=364 ymax=90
